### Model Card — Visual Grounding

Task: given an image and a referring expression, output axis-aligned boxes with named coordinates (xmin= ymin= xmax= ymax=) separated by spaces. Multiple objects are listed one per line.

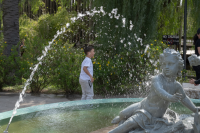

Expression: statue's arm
xmin=151 ymin=76 xmax=173 ymax=101
xmin=177 ymin=83 xmax=197 ymax=112
xmin=181 ymin=96 xmax=197 ymax=112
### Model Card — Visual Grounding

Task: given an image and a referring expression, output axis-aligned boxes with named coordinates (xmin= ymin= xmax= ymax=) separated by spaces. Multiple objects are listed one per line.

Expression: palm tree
xmin=2 ymin=0 xmax=20 ymax=87
xmin=3 ymin=0 xmax=19 ymax=56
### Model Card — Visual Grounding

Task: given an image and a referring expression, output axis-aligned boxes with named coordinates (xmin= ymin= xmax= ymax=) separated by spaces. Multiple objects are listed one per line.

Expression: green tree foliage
xmin=15 ymin=7 xmax=87 ymax=94
xmin=92 ymin=0 xmax=187 ymax=45
xmin=52 ymin=44 xmax=83 ymax=95
xmin=158 ymin=0 xmax=183 ymax=39
xmin=18 ymin=0 xmax=73 ymax=15
xmin=91 ymin=0 xmax=176 ymax=94
xmin=19 ymin=0 xmax=45 ymax=15
xmin=0 ymin=41 xmax=23 ymax=91
xmin=93 ymin=0 xmax=165 ymax=43
xmin=36 ymin=7 xmax=73 ymax=40
xmin=93 ymin=40 xmax=167 ymax=95
xmin=1 ymin=0 xmax=200 ymax=95
xmin=0 ymin=6 xmax=87 ymax=93
xmin=188 ymin=0 xmax=200 ymax=36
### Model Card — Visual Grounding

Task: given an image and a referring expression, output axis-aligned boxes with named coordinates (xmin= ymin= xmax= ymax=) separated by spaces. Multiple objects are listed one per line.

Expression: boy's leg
xmin=79 ymin=78 xmax=87 ymax=100
xmin=109 ymin=117 xmax=139 ymax=133
xmin=86 ymin=82 xmax=94 ymax=100
xmin=81 ymin=90 xmax=86 ymax=100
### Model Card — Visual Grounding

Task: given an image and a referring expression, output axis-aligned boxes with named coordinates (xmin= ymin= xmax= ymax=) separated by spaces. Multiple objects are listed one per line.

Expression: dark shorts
xmin=193 ymin=65 xmax=200 ymax=80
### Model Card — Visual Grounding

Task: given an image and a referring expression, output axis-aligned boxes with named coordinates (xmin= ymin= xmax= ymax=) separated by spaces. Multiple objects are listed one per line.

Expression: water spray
xmin=2 ymin=7 xmax=111 ymax=133
xmin=3 ymin=6 xmax=142 ymax=132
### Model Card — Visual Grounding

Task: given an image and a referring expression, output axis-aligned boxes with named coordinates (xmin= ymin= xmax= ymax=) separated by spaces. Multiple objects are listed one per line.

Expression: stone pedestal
xmin=183 ymin=83 xmax=200 ymax=99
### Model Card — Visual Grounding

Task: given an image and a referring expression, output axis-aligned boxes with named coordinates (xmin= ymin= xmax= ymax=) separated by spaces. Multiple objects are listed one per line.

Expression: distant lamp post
xmin=183 ymin=0 xmax=187 ymax=79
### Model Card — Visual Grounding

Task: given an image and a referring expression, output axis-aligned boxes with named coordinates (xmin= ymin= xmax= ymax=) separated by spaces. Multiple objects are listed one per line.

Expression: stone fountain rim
xmin=0 ymin=98 xmax=199 ymax=121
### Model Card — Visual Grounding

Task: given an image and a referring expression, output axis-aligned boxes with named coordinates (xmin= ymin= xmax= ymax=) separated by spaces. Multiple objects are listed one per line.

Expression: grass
xmin=1 ymin=67 xmax=197 ymax=94
xmin=2 ymin=85 xmax=66 ymax=94
xmin=2 ymin=74 xmax=194 ymax=95
xmin=3 ymin=85 xmax=24 ymax=92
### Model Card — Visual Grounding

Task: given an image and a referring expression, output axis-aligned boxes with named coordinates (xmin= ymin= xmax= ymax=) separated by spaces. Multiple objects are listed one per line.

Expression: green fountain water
xmin=0 ymin=99 xmax=197 ymax=133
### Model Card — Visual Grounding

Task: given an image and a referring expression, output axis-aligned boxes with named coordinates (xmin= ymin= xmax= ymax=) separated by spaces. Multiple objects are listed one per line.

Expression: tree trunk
xmin=3 ymin=0 xmax=19 ymax=56
xmin=0 ymin=17 xmax=1 ymax=37
xmin=50 ymin=0 xmax=52 ymax=14
xmin=3 ymin=0 xmax=20 ymax=85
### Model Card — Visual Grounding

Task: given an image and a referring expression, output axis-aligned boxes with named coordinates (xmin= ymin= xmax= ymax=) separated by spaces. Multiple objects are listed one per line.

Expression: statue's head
xmin=159 ymin=48 xmax=184 ymax=77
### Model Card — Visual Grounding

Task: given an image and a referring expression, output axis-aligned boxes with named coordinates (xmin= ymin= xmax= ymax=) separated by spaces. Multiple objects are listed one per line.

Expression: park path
xmin=0 ymin=92 xmax=142 ymax=113
xmin=0 ymin=83 xmax=199 ymax=113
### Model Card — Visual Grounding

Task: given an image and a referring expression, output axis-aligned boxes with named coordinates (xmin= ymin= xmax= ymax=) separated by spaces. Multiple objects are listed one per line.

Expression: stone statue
xmin=109 ymin=48 xmax=200 ymax=133
xmin=188 ymin=54 xmax=200 ymax=66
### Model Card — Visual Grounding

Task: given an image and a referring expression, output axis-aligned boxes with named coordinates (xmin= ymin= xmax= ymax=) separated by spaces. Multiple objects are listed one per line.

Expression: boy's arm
xmin=152 ymin=76 xmax=175 ymax=101
xmin=83 ymin=66 xmax=92 ymax=77
xmin=195 ymin=79 xmax=200 ymax=85
xmin=82 ymin=59 xmax=92 ymax=78
xmin=177 ymin=83 xmax=197 ymax=113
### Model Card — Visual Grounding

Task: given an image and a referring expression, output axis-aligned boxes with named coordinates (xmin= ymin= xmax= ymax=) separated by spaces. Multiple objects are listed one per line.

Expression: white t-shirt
xmin=79 ymin=57 xmax=93 ymax=80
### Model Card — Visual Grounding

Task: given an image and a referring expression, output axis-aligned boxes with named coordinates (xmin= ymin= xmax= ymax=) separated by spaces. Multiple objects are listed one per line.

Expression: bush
xmin=93 ymin=40 xmax=167 ymax=95
xmin=20 ymin=36 xmax=58 ymax=93
xmin=14 ymin=7 xmax=89 ymax=94
xmin=51 ymin=43 xmax=84 ymax=96
xmin=0 ymin=41 xmax=23 ymax=91
xmin=36 ymin=6 xmax=89 ymax=43
xmin=1 ymin=6 xmax=172 ymax=96
xmin=19 ymin=14 xmax=38 ymax=40
xmin=19 ymin=35 xmax=84 ymax=94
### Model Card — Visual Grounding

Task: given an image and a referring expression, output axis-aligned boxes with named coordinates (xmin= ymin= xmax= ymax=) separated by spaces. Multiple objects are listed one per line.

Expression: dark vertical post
xmin=178 ymin=23 xmax=182 ymax=51
xmin=0 ymin=3 xmax=2 ymax=36
xmin=50 ymin=0 xmax=52 ymax=14
xmin=183 ymin=0 xmax=187 ymax=79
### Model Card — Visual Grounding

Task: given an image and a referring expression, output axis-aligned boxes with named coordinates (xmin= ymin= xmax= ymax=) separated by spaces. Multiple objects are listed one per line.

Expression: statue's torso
xmin=142 ymin=74 xmax=178 ymax=118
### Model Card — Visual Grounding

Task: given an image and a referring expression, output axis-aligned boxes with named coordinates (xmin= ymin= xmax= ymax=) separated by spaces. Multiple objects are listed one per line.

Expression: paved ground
xmin=0 ymin=83 xmax=199 ymax=113
xmin=0 ymin=92 xmax=75 ymax=113
xmin=0 ymin=92 xmax=144 ymax=113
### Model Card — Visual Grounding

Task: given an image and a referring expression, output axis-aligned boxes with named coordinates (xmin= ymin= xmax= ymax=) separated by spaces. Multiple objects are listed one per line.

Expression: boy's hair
xmin=159 ymin=48 xmax=184 ymax=77
xmin=84 ymin=44 xmax=94 ymax=55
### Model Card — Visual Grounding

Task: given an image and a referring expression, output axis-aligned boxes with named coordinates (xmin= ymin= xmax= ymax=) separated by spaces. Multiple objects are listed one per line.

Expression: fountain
xmin=0 ymin=98 xmax=200 ymax=133
xmin=1 ymin=6 xmax=200 ymax=133
xmin=0 ymin=7 xmax=134 ymax=133
xmin=1 ymin=48 xmax=200 ymax=133
xmin=109 ymin=48 xmax=200 ymax=133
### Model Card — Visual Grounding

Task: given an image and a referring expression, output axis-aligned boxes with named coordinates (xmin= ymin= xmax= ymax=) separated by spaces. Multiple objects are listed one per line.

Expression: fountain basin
xmin=0 ymin=98 xmax=200 ymax=133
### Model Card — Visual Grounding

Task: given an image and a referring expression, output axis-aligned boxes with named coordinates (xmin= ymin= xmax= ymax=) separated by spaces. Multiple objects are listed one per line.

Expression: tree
xmin=2 ymin=0 xmax=20 ymax=88
xmin=3 ymin=0 xmax=19 ymax=56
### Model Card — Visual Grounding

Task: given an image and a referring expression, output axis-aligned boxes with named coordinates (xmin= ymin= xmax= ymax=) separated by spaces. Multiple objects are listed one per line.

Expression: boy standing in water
xmin=79 ymin=45 xmax=95 ymax=100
